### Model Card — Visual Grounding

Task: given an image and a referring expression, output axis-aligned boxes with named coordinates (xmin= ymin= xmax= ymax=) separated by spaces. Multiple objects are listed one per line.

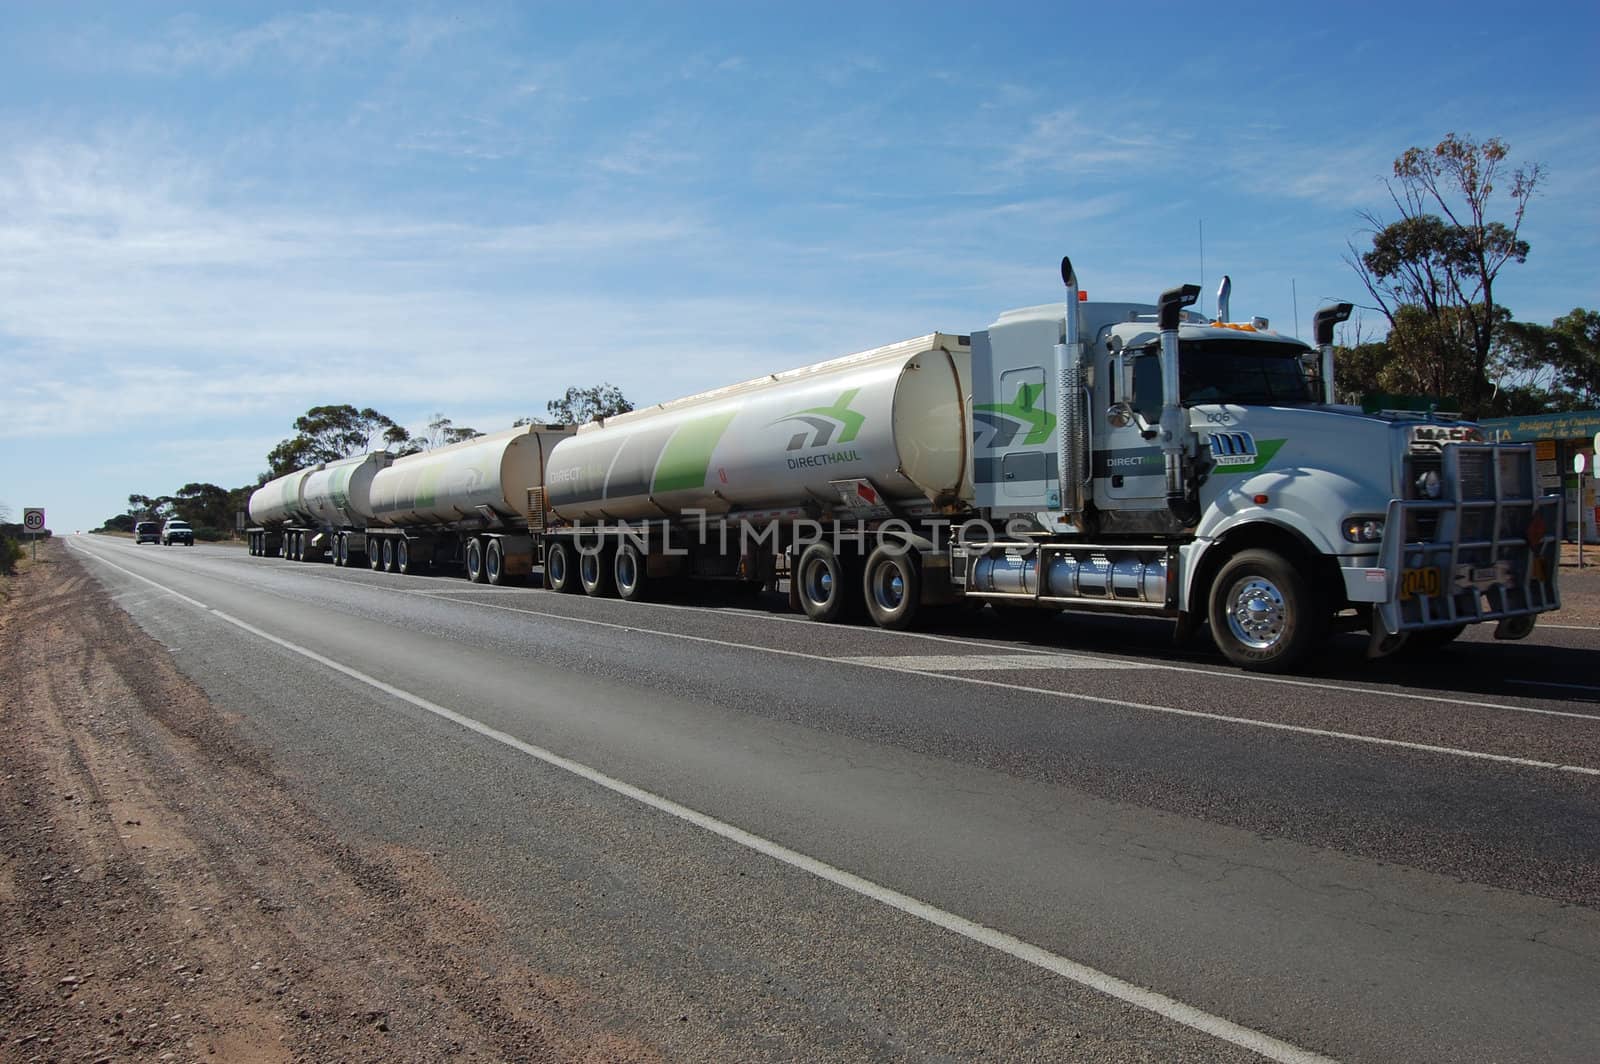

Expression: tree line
xmin=1336 ymin=133 xmax=1596 ymax=415
xmin=104 ymin=384 xmax=633 ymax=536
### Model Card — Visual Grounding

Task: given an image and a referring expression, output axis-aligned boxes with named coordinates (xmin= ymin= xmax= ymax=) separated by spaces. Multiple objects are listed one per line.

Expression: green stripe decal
xmin=416 ymin=465 xmax=440 ymax=509
xmin=653 ymin=412 xmax=737 ymax=493
xmin=1215 ymin=438 xmax=1287 ymax=475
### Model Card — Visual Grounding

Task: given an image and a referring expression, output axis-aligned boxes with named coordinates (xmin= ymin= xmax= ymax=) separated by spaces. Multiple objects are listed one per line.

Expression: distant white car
xmin=161 ymin=519 xmax=195 ymax=546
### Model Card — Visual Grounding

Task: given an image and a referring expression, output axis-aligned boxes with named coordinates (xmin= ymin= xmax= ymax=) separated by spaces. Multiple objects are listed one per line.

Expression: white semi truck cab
xmin=955 ymin=257 xmax=1562 ymax=670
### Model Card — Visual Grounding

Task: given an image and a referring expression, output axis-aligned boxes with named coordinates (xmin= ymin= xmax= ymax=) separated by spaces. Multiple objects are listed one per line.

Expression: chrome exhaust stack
xmin=1057 ymin=256 xmax=1089 ymax=525
xmin=1158 ymin=283 xmax=1201 ymax=523
xmin=1313 ymin=303 xmax=1353 ymax=405
xmin=1216 ymin=275 xmax=1231 ymax=322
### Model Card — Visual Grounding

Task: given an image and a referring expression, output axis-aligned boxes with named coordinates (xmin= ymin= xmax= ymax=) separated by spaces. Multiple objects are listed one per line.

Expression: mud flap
xmin=1366 ymin=609 xmax=1408 ymax=659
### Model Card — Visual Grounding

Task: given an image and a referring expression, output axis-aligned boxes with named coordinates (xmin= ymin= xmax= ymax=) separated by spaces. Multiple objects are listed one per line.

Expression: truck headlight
xmin=1342 ymin=517 xmax=1385 ymax=543
xmin=1415 ymin=470 xmax=1442 ymax=499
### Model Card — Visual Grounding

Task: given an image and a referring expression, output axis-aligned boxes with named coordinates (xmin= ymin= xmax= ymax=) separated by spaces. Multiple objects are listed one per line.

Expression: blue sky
xmin=2 ymin=1 xmax=1596 ymax=534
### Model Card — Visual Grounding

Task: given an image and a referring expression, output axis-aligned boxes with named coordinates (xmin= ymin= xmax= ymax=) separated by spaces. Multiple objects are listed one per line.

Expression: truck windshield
xmin=1178 ymin=339 xmax=1315 ymax=406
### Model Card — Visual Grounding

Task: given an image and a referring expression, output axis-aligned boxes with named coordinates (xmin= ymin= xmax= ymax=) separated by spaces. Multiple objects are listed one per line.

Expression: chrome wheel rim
xmin=871 ymin=564 xmax=905 ymax=612
xmin=803 ymin=559 xmax=834 ymax=607
xmin=616 ymin=551 xmax=636 ymax=591
xmin=549 ymin=547 xmax=566 ymax=586
xmin=1226 ymin=576 xmax=1288 ymax=651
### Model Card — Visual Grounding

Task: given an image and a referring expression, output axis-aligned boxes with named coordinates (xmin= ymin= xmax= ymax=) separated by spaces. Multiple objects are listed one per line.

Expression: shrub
xmin=0 ymin=535 xmax=22 ymax=576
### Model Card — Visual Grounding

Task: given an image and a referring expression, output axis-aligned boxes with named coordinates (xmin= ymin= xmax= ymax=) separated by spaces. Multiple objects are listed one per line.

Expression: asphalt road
xmin=66 ymin=536 xmax=1600 ymax=1063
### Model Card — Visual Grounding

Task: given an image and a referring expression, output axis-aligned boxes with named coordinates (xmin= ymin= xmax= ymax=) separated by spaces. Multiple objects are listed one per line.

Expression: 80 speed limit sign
xmin=22 ymin=508 xmax=44 ymax=531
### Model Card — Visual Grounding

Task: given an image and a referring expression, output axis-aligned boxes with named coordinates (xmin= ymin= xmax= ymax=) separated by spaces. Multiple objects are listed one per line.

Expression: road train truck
xmin=249 ymin=425 xmax=574 ymax=579
xmin=531 ymin=257 xmax=1561 ymax=671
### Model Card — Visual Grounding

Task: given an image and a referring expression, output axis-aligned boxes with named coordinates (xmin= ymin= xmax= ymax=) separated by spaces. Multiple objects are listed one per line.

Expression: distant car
xmin=161 ymin=519 xmax=195 ymax=546
xmin=134 ymin=521 xmax=161 ymax=544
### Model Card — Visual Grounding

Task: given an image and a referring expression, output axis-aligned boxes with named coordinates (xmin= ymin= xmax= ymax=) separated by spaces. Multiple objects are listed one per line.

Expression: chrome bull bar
xmin=1375 ymin=443 xmax=1561 ymax=634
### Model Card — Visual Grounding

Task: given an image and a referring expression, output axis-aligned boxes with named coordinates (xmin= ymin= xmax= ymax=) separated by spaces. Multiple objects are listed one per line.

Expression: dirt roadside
xmin=1 ymin=542 xmax=659 ymax=1064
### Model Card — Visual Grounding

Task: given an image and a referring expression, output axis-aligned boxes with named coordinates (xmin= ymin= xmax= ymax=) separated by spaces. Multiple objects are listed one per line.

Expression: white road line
xmin=1539 ymin=623 xmax=1600 ymax=631
xmin=70 ymin=542 xmax=1337 ymax=1064
xmin=835 ymin=653 xmax=1143 ymax=672
xmin=78 ymin=541 xmax=1600 ymax=770
xmin=405 ymin=578 xmax=1600 ymax=723
xmin=414 ymin=589 xmax=1600 ymax=725
xmin=170 ymin=533 xmax=1595 ymax=722
xmin=269 ymin=559 xmax=1600 ymax=775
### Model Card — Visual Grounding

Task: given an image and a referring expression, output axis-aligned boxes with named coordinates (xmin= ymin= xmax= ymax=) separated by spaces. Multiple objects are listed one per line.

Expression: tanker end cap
xmin=1158 ymin=284 xmax=1202 ymax=330
xmin=1313 ymin=303 xmax=1354 ymax=347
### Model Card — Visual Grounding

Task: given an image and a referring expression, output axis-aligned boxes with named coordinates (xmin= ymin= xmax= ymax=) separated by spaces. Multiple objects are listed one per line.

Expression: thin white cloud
xmin=62 ymin=11 xmax=469 ymax=75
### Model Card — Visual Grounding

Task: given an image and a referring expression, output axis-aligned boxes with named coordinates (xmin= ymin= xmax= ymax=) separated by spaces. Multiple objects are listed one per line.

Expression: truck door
xmin=1094 ymin=347 xmax=1167 ymax=506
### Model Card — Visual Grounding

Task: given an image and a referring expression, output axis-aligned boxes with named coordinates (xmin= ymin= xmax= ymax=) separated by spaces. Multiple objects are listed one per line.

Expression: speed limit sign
xmin=22 ymin=508 xmax=44 ymax=531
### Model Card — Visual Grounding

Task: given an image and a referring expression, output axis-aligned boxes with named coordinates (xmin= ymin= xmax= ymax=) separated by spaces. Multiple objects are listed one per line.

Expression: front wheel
xmin=863 ymin=544 xmax=919 ymax=630
xmin=1207 ymin=549 xmax=1325 ymax=673
xmin=464 ymin=538 xmax=486 ymax=583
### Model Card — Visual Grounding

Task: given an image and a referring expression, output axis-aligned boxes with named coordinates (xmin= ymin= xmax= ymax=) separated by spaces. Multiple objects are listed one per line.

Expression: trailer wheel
xmin=464 ymin=538 xmax=485 ymax=582
xmin=613 ymin=543 xmax=649 ymax=601
xmin=579 ymin=543 xmax=615 ymax=597
xmin=546 ymin=541 xmax=579 ymax=593
xmin=398 ymin=538 xmax=418 ymax=575
xmin=863 ymin=544 xmax=920 ymax=630
xmin=796 ymin=543 xmax=857 ymax=623
xmin=1208 ymin=548 xmax=1324 ymax=672
xmin=369 ymin=538 xmax=385 ymax=570
xmin=378 ymin=538 xmax=393 ymax=573
xmin=485 ymin=539 xmax=509 ymax=586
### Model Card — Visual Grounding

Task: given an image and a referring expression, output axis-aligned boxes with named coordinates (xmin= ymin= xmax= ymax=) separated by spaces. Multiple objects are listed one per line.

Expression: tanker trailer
xmin=247 ymin=453 xmax=393 ymax=563
xmin=245 ymin=466 xmax=318 ymax=558
xmin=534 ymin=333 xmax=972 ymax=610
xmin=365 ymin=424 xmax=575 ymax=583
xmin=302 ymin=452 xmax=393 ymax=566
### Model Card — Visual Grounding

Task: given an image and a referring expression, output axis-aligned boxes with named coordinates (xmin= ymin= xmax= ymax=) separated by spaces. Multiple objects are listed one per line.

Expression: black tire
xmin=795 ymin=542 xmax=857 ymax=623
xmin=397 ymin=538 xmax=416 ymax=575
xmin=381 ymin=538 xmax=396 ymax=573
xmin=485 ymin=539 xmax=508 ymax=586
xmin=369 ymin=538 xmax=384 ymax=570
xmin=546 ymin=540 xmax=579 ymax=593
xmin=863 ymin=544 xmax=920 ymax=630
xmin=1207 ymin=548 xmax=1325 ymax=673
xmin=579 ymin=542 xmax=615 ymax=597
xmin=613 ymin=542 xmax=649 ymax=602
xmin=464 ymin=538 xmax=485 ymax=583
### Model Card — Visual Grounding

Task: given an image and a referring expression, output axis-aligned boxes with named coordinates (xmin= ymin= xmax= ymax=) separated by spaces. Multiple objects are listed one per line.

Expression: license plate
xmin=1400 ymin=566 xmax=1442 ymax=600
